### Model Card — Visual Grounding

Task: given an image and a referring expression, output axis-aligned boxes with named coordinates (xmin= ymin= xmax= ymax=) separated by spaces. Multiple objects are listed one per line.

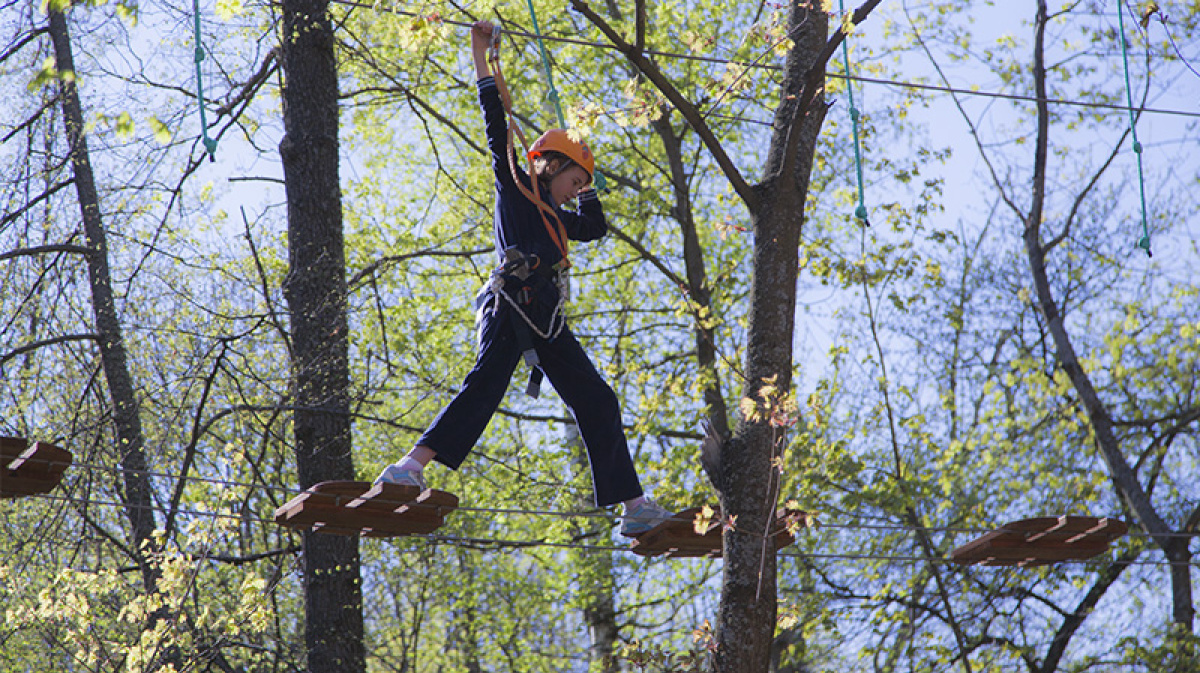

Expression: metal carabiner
xmin=489 ymin=23 xmax=502 ymax=61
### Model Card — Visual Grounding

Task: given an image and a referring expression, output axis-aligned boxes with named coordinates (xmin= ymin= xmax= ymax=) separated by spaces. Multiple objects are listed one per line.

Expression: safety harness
xmin=484 ymin=25 xmax=572 ymax=397
xmin=477 ymin=247 xmax=567 ymax=398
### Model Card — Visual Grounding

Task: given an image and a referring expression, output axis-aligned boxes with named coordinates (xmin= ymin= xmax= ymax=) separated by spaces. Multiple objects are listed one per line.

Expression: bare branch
xmin=0 ymin=242 xmax=90 ymax=262
xmin=2 ymin=95 xmax=59 ymax=145
xmin=214 ymin=47 xmax=278 ymax=117
xmin=0 ymin=333 xmax=98 ymax=369
xmin=568 ymin=0 xmax=758 ymax=210
xmin=348 ymin=246 xmax=493 ymax=289
xmin=0 ymin=24 xmax=46 ymax=64
xmin=604 ymin=222 xmax=687 ymax=290
xmin=0 ymin=180 xmax=74 ymax=231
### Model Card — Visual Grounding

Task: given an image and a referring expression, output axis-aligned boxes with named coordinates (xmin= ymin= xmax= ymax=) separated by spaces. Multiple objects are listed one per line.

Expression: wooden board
xmin=1 ymin=436 xmax=73 ymax=499
xmin=273 ymin=480 xmax=458 ymax=538
xmin=628 ymin=506 xmax=805 ymax=558
xmin=949 ymin=515 xmax=1128 ymax=567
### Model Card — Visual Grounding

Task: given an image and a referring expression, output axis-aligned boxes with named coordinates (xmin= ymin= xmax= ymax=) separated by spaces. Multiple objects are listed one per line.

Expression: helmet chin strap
xmin=540 ymin=157 xmax=578 ymax=183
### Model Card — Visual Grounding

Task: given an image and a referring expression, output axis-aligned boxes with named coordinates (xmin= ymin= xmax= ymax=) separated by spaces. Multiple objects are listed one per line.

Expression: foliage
xmin=1 ymin=0 xmax=1197 ymax=671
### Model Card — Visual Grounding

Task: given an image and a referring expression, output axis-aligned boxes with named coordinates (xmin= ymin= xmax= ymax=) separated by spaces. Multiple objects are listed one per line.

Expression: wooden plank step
xmin=1 ymin=436 xmax=73 ymax=500
xmin=949 ymin=515 xmax=1128 ymax=567
xmin=629 ymin=505 xmax=807 ymax=558
xmin=273 ymin=480 xmax=458 ymax=538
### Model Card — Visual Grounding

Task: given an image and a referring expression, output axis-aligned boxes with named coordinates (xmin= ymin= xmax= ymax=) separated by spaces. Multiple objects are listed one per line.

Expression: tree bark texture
xmin=714 ymin=6 xmax=829 ymax=672
xmin=278 ymin=1 xmax=364 ymax=671
xmin=47 ymin=4 xmax=157 ymax=587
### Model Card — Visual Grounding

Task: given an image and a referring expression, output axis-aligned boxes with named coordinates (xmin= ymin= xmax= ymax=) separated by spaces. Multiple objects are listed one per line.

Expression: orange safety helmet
xmin=528 ymin=129 xmax=595 ymax=184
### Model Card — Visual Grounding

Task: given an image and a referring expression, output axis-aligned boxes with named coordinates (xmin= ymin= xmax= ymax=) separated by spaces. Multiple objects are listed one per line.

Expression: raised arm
xmin=470 ymin=21 xmax=493 ymax=81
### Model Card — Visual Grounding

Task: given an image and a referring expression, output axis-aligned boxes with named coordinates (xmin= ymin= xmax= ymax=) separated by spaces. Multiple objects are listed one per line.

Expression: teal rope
xmin=1116 ymin=1 xmax=1151 ymax=256
xmin=192 ymin=0 xmax=218 ymax=160
xmin=839 ymin=0 xmax=869 ymax=226
xmin=525 ymin=0 xmax=565 ymax=128
xmin=522 ymin=0 xmax=606 ymax=191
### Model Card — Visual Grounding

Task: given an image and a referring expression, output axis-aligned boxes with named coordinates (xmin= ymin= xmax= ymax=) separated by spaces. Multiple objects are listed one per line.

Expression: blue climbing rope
xmin=192 ymin=0 xmax=218 ymax=161
xmin=839 ymin=0 xmax=869 ymax=226
xmin=1116 ymin=1 xmax=1151 ymax=256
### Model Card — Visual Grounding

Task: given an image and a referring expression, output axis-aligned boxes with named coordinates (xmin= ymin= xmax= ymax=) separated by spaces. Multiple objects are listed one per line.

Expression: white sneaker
xmin=373 ymin=463 xmax=426 ymax=489
xmin=620 ymin=499 xmax=673 ymax=537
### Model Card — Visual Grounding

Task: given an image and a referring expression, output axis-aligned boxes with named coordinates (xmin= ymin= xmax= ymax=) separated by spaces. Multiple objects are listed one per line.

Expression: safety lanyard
xmin=488 ymin=26 xmax=572 ymax=270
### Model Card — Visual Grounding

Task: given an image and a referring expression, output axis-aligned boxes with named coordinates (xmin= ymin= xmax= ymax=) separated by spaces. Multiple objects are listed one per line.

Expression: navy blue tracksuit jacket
xmin=416 ymin=76 xmax=643 ymax=507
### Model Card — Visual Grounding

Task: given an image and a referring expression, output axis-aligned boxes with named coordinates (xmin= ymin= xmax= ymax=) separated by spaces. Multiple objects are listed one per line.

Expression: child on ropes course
xmin=375 ymin=20 xmax=671 ymax=537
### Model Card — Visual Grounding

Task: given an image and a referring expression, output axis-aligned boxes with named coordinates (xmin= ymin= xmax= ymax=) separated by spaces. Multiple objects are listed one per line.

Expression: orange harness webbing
xmin=488 ymin=46 xmax=571 ymax=270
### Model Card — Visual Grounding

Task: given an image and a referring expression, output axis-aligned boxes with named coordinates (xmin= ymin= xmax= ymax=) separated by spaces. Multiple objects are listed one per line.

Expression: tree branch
xmin=568 ymin=0 xmax=758 ymax=210
xmin=1021 ymin=10 xmax=1189 ymax=635
xmin=164 ymin=340 xmax=230 ymax=543
xmin=0 ymin=24 xmax=46 ymax=64
xmin=778 ymin=0 xmax=885 ymax=185
xmin=604 ymin=222 xmax=687 ymax=290
xmin=1035 ymin=547 xmax=1141 ymax=673
xmin=214 ymin=47 xmax=278 ymax=117
xmin=0 ymin=333 xmax=98 ymax=369
xmin=0 ymin=180 xmax=75 ymax=231
xmin=0 ymin=242 xmax=89 ymax=263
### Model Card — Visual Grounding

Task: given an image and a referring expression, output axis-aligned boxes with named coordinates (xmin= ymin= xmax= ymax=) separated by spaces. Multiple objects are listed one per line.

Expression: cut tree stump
xmin=273 ymin=480 xmax=458 ymax=538
xmin=1 ymin=436 xmax=73 ymax=500
xmin=629 ymin=505 xmax=808 ymax=558
xmin=949 ymin=515 xmax=1128 ymax=567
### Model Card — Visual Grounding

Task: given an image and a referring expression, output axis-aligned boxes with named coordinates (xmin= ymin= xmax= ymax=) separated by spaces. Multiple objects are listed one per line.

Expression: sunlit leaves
xmin=215 ymin=0 xmax=244 ymax=20
xmin=148 ymin=116 xmax=171 ymax=143
xmin=615 ymin=76 xmax=665 ymax=127
xmin=27 ymin=56 xmax=69 ymax=91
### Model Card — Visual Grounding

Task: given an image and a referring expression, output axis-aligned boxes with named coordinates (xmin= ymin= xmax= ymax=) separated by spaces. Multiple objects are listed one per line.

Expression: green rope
xmin=525 ymin=0 xmax=565 ymax=128
xmin=522 ymin=0 xmax=606 ymax=191
xmin=1116 ymin=1 xmax=1151 ymax=256
xmin=192 ymin=0 xmax=218 ymax=161
xmin=839 ymin=0 xmax=869 ymax=226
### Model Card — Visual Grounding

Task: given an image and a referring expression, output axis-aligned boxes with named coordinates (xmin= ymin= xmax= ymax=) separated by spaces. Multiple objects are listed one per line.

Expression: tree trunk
xmin=567 ymin=422 xmax=620 ymax=673
xmin=47 ymin=2 xmax=157 ymax=589
xmin=651 ymin=116 xmax=730 ymax=439
xmin=1023 ymin=0 xmax=1193 ymax=636
xmin=713 ymin=5 xmax=829 ymax=670
xmin=278 ymin=1 xmax=364 ymax=671
xmin=569 ymin=1 xmax=879 ymax=668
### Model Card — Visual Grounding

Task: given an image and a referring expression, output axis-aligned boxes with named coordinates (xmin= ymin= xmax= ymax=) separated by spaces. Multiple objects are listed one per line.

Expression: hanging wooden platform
xmin=949 ymin=515 xmax=1128 ymax=567
xmin=629 ymin=505 xmax=806 ymax=558
xmin=1 ymin=436 xmax=73 ymax=500
xmin=273 ymin=480 xmax=458 ymax=538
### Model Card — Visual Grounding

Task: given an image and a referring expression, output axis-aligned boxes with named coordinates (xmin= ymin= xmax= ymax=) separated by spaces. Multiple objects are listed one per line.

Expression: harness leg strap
xmin=510 ymin=302 xmax=543 ymax=398
xmin=525 ymin=366 xmax=544 ymax=399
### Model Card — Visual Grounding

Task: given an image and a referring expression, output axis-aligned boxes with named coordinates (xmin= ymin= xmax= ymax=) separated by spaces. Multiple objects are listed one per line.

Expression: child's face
xmin=548 ymin=164 xmax=591 ymax=207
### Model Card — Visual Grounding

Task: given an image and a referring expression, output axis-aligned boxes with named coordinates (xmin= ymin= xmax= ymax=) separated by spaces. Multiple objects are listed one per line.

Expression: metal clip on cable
xmin=489 ymin=23 xmax=502 ymax=62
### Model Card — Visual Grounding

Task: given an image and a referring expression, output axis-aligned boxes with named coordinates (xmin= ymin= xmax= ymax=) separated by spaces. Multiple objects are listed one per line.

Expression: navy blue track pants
xmin=417 ymin=298 xmax=644 ymax=507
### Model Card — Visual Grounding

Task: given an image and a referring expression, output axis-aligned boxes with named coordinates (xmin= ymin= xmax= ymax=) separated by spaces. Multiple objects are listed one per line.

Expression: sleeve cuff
xmin=578 ymin=187 xmax=600 ymax=203
xmin=477 ymin=76 xmax=497 ymax=92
